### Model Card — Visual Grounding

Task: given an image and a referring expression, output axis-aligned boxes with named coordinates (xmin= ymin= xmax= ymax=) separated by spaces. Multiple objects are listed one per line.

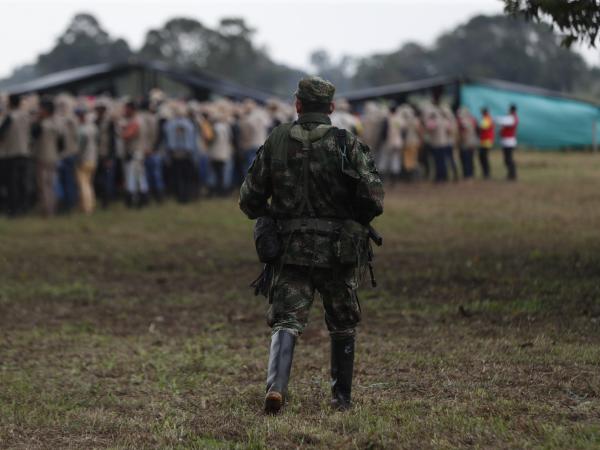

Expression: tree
xmin=504 ymin=0 xmax=600 ymax=47
xmin=351 ymin=42 xmax=436 ymax=89
xmin=37 ymin=13 xmax=132 ymax=74
xmin=349 ymin=15 xmax=591 ymax=93
xmin=432 ymin=15 xmax=588 ymax=91
xmin=309 ymin=49 xmax=354 ymax=92
xmin=139 ymin=17 xmax=305 ymax=95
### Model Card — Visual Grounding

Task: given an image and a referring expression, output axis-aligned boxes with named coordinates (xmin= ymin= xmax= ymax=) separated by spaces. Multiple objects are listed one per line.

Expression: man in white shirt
xmin=496 ymin=104 xmax=519 ymax=180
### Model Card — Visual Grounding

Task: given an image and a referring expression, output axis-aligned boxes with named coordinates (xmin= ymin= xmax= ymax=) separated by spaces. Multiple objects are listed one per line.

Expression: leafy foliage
xmin=317 ymin=15 xmax=592 ymax=94
xmin=37 ymin=13 xmax=132 ymax=74
xmin=0 ymin=12 xmax=597 ymax=97
xmin=139 ymin=17 xmax=305 ymax=96
xmin=504 ymin=0 xmax=600 ymax=48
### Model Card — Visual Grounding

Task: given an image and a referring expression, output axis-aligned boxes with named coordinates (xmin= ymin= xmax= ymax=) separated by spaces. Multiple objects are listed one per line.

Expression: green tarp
xmin=461 ymin=83 xmax=600 ymax=149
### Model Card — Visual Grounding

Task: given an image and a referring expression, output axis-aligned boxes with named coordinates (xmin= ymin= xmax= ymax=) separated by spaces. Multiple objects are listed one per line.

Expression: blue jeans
xmin=198 ymin=154 xmax=213 ymax=188
xmin=58 ymin=155 xmax=78 ymax=210
xmin=432 ymin=146 xmax=447 ymax=182
xmin=98 ymin=158 xmax=117 ymax=207
xmin=124 ymin=160 xmax=148 ymax=194
xmin=145 ymin=153 xmax=165 ymax=197
xmin=444 ymin=146 xmax=458 ymax=181
xmin=459 ymin=148 xmax=474 ymax=179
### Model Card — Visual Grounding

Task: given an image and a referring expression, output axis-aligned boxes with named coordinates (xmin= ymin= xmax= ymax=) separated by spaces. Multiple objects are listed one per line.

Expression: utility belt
xmin=278 ymin=217 xmax=344 ymax=236
xmin=252 ymin=216 xmax=382 ymax=296
xmin=255 ymin=216 xmax=369 ymax=265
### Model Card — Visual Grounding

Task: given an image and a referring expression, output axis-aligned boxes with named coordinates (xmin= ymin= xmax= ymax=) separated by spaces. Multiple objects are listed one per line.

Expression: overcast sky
xmin=1 ymin=0 xmax=598 ymax=79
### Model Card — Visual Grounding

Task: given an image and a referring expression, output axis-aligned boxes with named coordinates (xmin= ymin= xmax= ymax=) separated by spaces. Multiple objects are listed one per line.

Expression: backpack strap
xmin=335 ymin=127 xmax=360 ymax=179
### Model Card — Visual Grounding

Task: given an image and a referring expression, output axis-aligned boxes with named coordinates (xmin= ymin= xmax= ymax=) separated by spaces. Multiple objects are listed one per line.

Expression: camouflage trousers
xmin=268 ymin=264 xmax=361 ymax=339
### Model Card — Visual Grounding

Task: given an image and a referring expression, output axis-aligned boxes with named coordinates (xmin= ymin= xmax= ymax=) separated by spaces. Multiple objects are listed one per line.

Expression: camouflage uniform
xmin=239 ymin=76 xmax=383 ymax=413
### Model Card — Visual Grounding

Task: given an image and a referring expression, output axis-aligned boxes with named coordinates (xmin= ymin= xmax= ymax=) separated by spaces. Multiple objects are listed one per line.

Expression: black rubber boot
xmin=330 ymin=335 xmax=355 ymax=410
xmin=265 ymin=330 xmax=296 ymax=414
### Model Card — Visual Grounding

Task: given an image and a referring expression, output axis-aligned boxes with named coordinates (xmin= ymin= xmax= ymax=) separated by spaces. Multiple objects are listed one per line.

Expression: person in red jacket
xmin=496 ymin=104 xmax=519 ymax=180
xmin=478 ymin=107 xmax=495 ymax=179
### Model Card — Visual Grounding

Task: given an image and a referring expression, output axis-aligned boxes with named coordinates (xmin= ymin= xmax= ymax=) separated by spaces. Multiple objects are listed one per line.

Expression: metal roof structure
xmin=339 ymin=75 xmax=460 ymax=104
xmin=3 ymin=60 xmax=274 ymax=102
xmin=340 ymin=75 xmax=600 ymax=107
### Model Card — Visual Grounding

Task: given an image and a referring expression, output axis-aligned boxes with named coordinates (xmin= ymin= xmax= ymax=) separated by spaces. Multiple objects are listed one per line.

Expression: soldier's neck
xmin=297 ymin=112 xmax=331 ymax=125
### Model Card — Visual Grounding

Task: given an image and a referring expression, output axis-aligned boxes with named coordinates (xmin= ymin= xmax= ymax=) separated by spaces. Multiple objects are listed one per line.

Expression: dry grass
xmin=1 ymin=151 xmax=599 ymax=449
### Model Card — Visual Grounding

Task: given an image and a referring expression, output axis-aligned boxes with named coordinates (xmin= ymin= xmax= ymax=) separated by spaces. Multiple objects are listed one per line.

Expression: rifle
xmin=250 ymin=263 xmax=274 ymax=299
xmin=368 ymin=225 xmax=383 ymax=247
xmin=366 ymin=225 xmax=382 ymax=287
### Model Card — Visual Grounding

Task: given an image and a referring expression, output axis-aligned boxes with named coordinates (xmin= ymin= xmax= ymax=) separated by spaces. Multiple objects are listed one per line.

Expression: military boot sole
xmin=264 ymin=391 xmax=284 ymax=415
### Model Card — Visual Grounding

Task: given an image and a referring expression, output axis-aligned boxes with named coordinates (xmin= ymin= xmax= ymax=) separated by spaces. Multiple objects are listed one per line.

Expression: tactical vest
xmin=269 ymin=122 xmax=368 ymax=268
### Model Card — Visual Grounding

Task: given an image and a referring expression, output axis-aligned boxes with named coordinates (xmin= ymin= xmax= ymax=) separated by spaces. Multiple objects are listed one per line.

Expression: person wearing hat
xmin=74 ymin=106 xmax=98 ymax=214
xmin=31 ymin=98 xmax=61 ymax=217
xmin=240 ymin=76 xmax=384 ymax=414
xmin=0 ymin=94 xmax=31 ymax=216
xmin=94 ymin=99 xmax=118 ymax=208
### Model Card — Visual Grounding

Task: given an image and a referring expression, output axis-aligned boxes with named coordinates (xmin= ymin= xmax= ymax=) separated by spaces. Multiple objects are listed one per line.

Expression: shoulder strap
xmin=335 ymin=127 xmax=360 ymax=179
xmin=270 ymin=122 xmax=294 ymax=167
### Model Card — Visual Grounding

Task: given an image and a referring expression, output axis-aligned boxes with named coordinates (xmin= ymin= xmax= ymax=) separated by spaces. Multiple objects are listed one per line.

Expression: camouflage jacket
xmin=239 ymin=112 xmax=384 ymax=267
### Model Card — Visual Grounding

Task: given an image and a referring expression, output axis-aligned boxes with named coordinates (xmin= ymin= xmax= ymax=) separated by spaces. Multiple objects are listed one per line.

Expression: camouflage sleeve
xmin=347 ymin=134 xmax=384 ymax=225
xmin=239 ymin=140 xmax=272 ymax=219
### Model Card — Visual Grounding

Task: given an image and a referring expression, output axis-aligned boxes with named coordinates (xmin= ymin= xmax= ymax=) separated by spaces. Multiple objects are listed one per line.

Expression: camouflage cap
xmin=295 ymin=76 xmax=335 ymax=104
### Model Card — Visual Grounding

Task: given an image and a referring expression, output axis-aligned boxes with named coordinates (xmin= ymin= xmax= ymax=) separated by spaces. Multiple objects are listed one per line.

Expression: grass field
xmin=1 ymin=151 xmax=600 ymax=449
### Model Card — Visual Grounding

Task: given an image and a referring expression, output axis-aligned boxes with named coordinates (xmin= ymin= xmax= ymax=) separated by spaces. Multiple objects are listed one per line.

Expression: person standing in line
xmin=399 ymin=104 xmax=422 ymax=181
xmin=139 ymin=99 xmax=163 ymax=202
xmin=55 ymin=96 xmax=79 ymax=212
xmin=478 ymin=107 xmax=495 ymax=179
xmin=194 ymin=109 xmax=215 ymax=194
xmin=74 ymin=107 xmax=98 ymax=214
xmin=425 ymin=103 xmax=448 ymax=183
xmin=457 ymin=107 xmax=478 ymax=180
xmin=31 ymin=98 xmax=61 ymax=217
xmin=0 ymin=94 xmax=31 ymax=216
xmin=164 ymin=102 xmax=197 ymax=203
xmin=238 ymin=100 xmax=270 ymax=176
xmin=94 ymin=99 xmax=117 ymax=208
xmin=441 ymin=105 xmax=459 ymax=182
xmin=330 ymin=98 xmax=360 ymax=135
xmin=121 ymin=101 xmax=149 ymax=207
xmin=416 ymin=108 xmax=431 ymax=180
xmin=496 ymin=104 xmax=519 ymax=181
xmin=380 ymin=104 xmax=405 ymax=184
xmin=361 ymin=102 xmax=386 ymax=173
xmin=207 ymin=110 xmax=233 ymax=197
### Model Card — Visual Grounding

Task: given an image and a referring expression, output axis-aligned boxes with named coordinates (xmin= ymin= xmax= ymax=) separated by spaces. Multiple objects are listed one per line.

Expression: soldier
xmin=239 ymin=77 xmax=384 ymax=414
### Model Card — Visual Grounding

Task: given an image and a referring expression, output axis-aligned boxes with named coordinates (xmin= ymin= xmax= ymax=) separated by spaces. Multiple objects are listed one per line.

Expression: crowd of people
xmin=344 ymin=99 xmax=519 ymax=184
xmin=0 ymin=89 xmax=518 ymax=218
xmin=0 ymin=91 xmax=294 ymax=217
